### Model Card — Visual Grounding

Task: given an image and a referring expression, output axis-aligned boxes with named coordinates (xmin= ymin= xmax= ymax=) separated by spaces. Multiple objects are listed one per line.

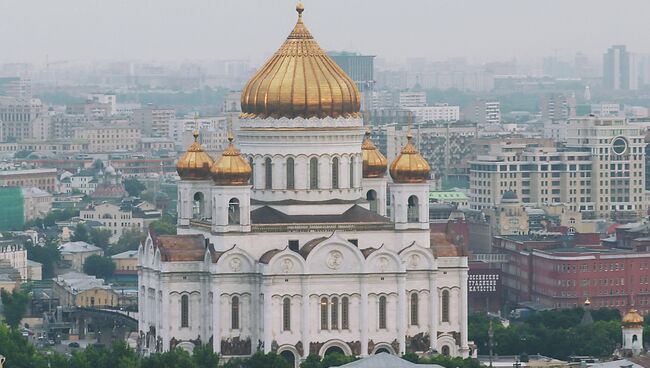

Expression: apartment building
xmin=72 ymin=121 xmax=141 ymax=152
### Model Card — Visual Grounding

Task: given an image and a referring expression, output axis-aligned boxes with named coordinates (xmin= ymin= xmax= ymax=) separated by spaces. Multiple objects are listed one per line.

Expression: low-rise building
xmin=0 ymin=260 xmax=20 ymax=293
xmin=0 ymin=168 xmax=57 ymax=192
xmin=26 ymin=259 xmax=42 ymax=281
xmin=0 ymin=241 xmax=27 ymax=280
xmin=72 ymin=121 xmax=141 ymax=152
xmin=22 ymin=187 xmax=53 ymax=221
xmin=58 ymin=241 xmax=103 ymax=271
xmin=79 ymin=202 xmax=157 ymax=242
xmin=53 ymin=271 xmax=119 ymax=308
xmin=111 ymin=250 xmax=138 ymax=274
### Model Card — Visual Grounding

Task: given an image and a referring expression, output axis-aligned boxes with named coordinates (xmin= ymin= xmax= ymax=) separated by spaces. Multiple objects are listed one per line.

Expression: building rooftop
xmin=58 ymin=241 xmax=102 ymax=254
xmin=55 ymin=271 xmax=111 ymax=293
xmin=111 ymin=250 xmax=138 ymax=260
xmin=339 ymin=353 xmax=442 ymax=368
xmin=429 ymin=191 xmax=469 ymax=201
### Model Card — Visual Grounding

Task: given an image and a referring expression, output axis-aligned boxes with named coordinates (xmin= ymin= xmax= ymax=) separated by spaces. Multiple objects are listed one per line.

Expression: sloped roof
xmin=156 ymin=234 xmax=205 ymax=262
xmin=339 ymin=353 xmax=443 ymax=368
xmin=59 ymin=241 xmax=102 ymax=254
xmin=111 ymin=250 xmax=138 ymax=260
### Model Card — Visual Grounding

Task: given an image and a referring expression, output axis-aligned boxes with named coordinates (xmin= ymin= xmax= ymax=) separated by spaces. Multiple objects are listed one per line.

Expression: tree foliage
xmin=149 ymin=214 xmax=177 ymax=236
xmin=24 ymin=208 xmax=80 ymax=229
xmin=83 ymin=255 xmax=116 ymax=280
xmin=124 ymin=178 xmax=147 ymax=198
xmin=71 ymin=223 xmax=90 ymax=243
xmin=90 ymin=228 xmax=113 ymax=249
xmin=25 ymin=238 xmax=60 ymax=278
xmin=109 ymin=228 xmax=146 ymax=255
xmin=0 ymin=289 xmax=30 ymax=329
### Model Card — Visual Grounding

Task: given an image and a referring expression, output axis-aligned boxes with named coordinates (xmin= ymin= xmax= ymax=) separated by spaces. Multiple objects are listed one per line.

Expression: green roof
xmin=429 ymin=191 xmax=468 ymax=201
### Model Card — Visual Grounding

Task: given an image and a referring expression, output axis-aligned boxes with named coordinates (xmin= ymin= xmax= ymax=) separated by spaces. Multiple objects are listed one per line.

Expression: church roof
xmin=156 ymin=234 xmax=206 ymax=262
xmin=259 ymin=248 xmax=284 ymax=264
xmin=251 ymin=205 xmax=391 ymax=225
xmin=240 ymin=3 xmax=360 ymax=120
xmin=339 ymin=353 xmax=443 ymax=368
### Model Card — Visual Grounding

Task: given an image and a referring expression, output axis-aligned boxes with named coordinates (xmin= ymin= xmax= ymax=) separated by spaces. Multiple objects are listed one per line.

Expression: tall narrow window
xmin=320 ymin=297 xmax=328 ymax=330
xmin=265 ymin=157 xmax=273 ymax=189
xmin=310 ymin=157 xmax=319 ymax=189
xmin=410 ymin=293 xmax=419 ymax=325
xmin=283 ymin=298 xmax=291 ymax=331
xmin=341 ymin=297 xmax=349 ymax=329
xmin=192 ymin=192 xmax=204 ymax=219
xmin=181 ymin=294 xmax=189 ymax=328
xmin=378 ymin=296 xmax=387 ymax=329
xmin=232 ymin=296 xmax=240 ymax=329
xmin=228 ymin=198 xmax=240 ymax=225
xmin=249 ymin=158 xmax=254 ymax=186
xmin=407 ymin=195 xmax=419 ymax=222
xmin=441 ymin=290 xmax=450 ymax=322
xmin=331 ymin=297 xmax=339 ymax=330
xmin=286 ymin=158 xmax=295 ymax=189
xmin=349 ymin=156 xmax=355 ymax=187
xmin=331 ymin=157 xmax=339 ymax=189
xmin=367 ymin=190 xmax=378 ymax=213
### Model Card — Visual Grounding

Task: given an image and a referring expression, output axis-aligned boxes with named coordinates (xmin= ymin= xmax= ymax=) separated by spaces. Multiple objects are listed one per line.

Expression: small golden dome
xmin=389 ymin=132 xmax=430 ymax=183
xmin=240 ymin=3 xmax=361 ymax=120
xmin=210 ymin=135 xmax=252 ymax=185
xmin=584 ymin=298 xmax=591 ymax=307
xmin=622 ymin=308 xmax=644 ymax=328
xmin=176 ymin=132 xmax=215 ymax=180
xmin=362 ymin=130 xmax=387 ymax=178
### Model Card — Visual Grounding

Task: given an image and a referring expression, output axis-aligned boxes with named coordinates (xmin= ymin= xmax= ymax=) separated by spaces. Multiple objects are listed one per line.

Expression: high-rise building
xmin=398 ymin=91 xmax=427 ymax=108
xmin=462 ymin=100 xmax=500 ymax=124
xmin=603 ymin=45 xmax=637 ymax=91
xmin=132 ymin=105 xmax=176 ymax=137
xmin=0 ymin=77 xmax=31 ymax=99
xmin=471 ymin=117 xmax=646 ymax=221
xmin=329 ymin=51 xmax=375 ymax=111
xmin=0 ymin=97 xmax=47 ymax=142
xmin=540 ymin=93 xmax=576 ymax=121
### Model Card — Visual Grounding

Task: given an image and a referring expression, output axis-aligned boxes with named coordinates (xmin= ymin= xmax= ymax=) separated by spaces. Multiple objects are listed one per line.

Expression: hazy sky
xmin=2 ymin=0 xmax=649 ymax=65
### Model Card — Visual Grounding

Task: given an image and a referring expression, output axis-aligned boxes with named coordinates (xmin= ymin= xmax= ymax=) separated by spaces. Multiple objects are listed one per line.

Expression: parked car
xmin=68 ymin=342 xmax=80 ymax=348
xmin=47 ymin=339 xmax=56 ymax=346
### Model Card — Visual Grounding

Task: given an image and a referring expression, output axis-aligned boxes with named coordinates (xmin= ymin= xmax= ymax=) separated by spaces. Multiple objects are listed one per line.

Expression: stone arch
xmin=399 ymin=243 xmax=435 ymax=270
xmin=319 ymin=339 xmax=352 ymax=357
xmin=192 ymin=191 xmax=206 ymax=219
xmin=215 ymin=247 xmax=256 ymax=273
xmin=267 ymin=249 xmax=306 ymax=275
xmin=436 ymin=334 xmax=457 ymax=356
xmin=365 ymin=248 xmax=402 ymax=273
xmin=372 ymin=343 xmax=396 ymax=355
xmin=304 ymin=236 xmax=366 ymax=274
xmin=177 ymin=341 xmax=195 ymax=353
xmin=366 ymin=189 xmax=378 ymax=213
xmin=277 ymin=345 xmax=299 ymax=368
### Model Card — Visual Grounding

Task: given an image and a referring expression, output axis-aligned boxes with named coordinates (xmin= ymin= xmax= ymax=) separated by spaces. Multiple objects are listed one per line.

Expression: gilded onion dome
xmin=176 ymin=132 xmax=215 ymax=180
xmin=622 ymin=308 xmax=644 ymax=328
xmin=210 ymin=135 xmax=252 ymax=185
xmin=240 ymin=3 xmax=361 ymax=120
xmin=389 ymin=132 xmax=431 ymax=183
xmin=361 ymin=130 xmax=387 ymax=178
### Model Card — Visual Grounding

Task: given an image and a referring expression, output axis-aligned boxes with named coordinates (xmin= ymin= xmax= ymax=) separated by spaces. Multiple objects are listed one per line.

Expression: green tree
xmin=244 ymin=352 xmax=291 ymax=368
xmin=124 ymin=178 xmax=146 ymax=197
xmin=83 ymin=255 xmax=116 ymax=280
xmin=71 ymin=223 xmax=90 ymax=243
xmin=90 ymin=228 xmax=112 ymax=249
xmin=150 ymin=216 xmax=177 ymax=236
xmin=299 ymin=355 xmax=322 ymax=368
xmin=0 ymin=289 xmax=30 ymax=329
xmin=109 ymin=228 xmax=146 ymax=255
xmin=0 ymin=323 xmax=50 ymax=368
xmin=141 ymin=348 xmax=195 ymax=368
xmin=192 ymin=344 xmax=220 ymax=368
xmin=25 ymin=238 xmax=60 ymax=278
xmin=319 ymin=352 xmax=355 ymax=368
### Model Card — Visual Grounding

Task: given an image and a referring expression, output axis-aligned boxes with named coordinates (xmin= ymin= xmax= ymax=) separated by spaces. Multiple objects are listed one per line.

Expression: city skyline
xmin=1 ymin=0 xmax=650 ymax=65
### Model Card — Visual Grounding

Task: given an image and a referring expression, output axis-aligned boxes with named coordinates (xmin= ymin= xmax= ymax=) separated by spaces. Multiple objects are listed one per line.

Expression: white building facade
xmin=139 ymin=5 xmax=469 ymax=364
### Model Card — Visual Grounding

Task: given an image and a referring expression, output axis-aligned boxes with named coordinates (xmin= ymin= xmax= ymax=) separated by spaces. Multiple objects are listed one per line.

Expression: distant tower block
xmin=584 ymin=85 xmax=591 ymax=101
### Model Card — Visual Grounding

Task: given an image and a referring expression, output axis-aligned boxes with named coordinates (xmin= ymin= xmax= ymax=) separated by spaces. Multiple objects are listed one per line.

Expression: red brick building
xmin=494 ymin=235 xmax=650 ymax=314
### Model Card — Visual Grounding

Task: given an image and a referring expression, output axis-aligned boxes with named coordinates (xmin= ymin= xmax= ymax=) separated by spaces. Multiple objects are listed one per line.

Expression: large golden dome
xmin=176 ymin=132 xmax=215 ymax=180
xmin=622 ymin=308 xmax=644 ymax=328
xmin=389 ymin=132 xmax=431 ymax=183
xmin=362 ymin=130 xmax=387 ymax=178
xmin=210 ymin=135 xmax=252 ymax=185
xmin=240 ymin=3 xmax=361 ymax=120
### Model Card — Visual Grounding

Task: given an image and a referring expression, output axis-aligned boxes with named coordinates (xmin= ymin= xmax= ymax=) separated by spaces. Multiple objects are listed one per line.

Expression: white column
xmin=161 ymin=285 xmax=170 ymax=351
xmin=397 ymin=275 xmax=406 ymax=355
xmin=262 ymin=279 xmax=272 ymax=353
xmin=212 ymin=280 xmax=221 ymax=353
xmin=429 ymin=273 xmax=438 ymax=352
xmin=360 ymin=276 xmax=368 ymax=356
xmin=301 ymin=282 xmax=310 ymax=358
xmin=460 ymin=271 xmax=469 ymax=356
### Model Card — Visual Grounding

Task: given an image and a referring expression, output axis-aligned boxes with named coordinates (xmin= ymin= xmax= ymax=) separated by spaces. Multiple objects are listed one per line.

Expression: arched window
xmin=286 ymin=157 xmax=295 ymax=189
xmin=231 ymin=296 xmax=240 ymax=329
xmin=310 ymin=157 xmax=319 ymax=189
xmin=228 ymin=198 xmax=240 ymax=225
xmin=320 ymin=297 xmax=328 ymax=330
xmin=341 ymin=297 xmax=349 ymax=329
xmin=332 ymin=157 xmax=339 ymax=189
xmin=367 ymin=190 xmax=378 ymax=213
xmin=407 ymin=195 xmax=419 ymax=222
xmin=349 ymin=156 xmax=355 ymax=188
xmin=264 ymin=157 xmax=273 ymax=189
xmin=378 ymin=296 xmax=387 ymax=329
xmin=180 ymin=294 xmax=189 ymax=328
xmin=282 ymin=298 xmax=291 ymax=331
xmin=249 ymin=158 xmax=254 ymax=186
xmin=410 ymin=293 xmax=419 ymax=326
xmin=192 ymin=192 xmax=204 ymax=219
xmin=441 ymin=345 xmax=450 ymax=356
xmin=441 ymin=290 xmax=450 ymax=322
xmin=331 ymin=297 xmax=339 ymax=329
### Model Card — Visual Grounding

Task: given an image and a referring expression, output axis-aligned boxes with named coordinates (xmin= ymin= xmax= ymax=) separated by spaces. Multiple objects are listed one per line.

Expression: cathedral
xmin=138 ymin=3 xmax=469 ymax=365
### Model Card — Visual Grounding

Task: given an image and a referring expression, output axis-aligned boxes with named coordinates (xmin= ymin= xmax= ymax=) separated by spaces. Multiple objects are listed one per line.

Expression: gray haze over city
xmin=2 ymin=0 xmax=650 ymax=64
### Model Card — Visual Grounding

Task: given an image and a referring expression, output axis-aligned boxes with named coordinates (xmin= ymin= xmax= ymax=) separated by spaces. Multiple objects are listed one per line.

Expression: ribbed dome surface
xmin=176 ymin=132 xmax=215 ymax=180
xmin=622 ymin=308 xmax=644 ymax=328
xmin=389 ymin=133 xmax=431 ymax=184
xmin=210 ymin=136 xmax=252 ymax=185
xmin=240 ymin=4 xmax=361 ymax=120
xmin=362 ymin=130 xmax=387 ymax=178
